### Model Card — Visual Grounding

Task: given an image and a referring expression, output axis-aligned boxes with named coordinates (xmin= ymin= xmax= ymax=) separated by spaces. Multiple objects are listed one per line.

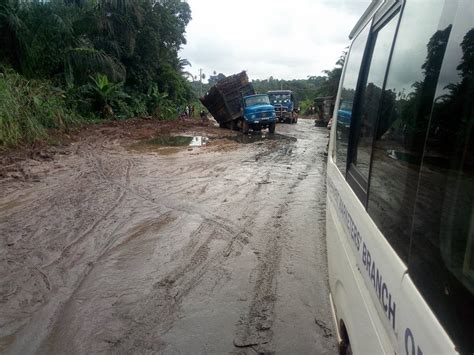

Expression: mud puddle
xmin=144 ymin=136 xmax=194 ymax=146
xmin=128 ymin=135 xmax=211 ymax=154
xmin=228 ymin=132 xmax=297 ymax=144
xmin=127 ymin=131 xmax=295 ymax=155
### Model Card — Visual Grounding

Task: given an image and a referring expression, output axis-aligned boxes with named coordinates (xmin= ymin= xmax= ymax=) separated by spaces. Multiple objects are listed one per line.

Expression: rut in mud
xmin=0 ymin=119 xmax=337 ymax=354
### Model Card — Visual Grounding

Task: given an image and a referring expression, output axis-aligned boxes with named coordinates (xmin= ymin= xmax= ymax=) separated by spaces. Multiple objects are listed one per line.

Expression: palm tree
xmin=177 ymin=57 xmax=193 ymax=80
xmin=0 ymin=0 xmax=30 ymax=73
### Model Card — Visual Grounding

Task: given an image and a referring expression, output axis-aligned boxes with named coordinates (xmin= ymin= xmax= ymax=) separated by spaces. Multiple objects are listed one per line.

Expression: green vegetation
xmin=0 ymin=68 xmax=79 ymax=146
xmin=0 ymin=0 xmax=193 ymax=148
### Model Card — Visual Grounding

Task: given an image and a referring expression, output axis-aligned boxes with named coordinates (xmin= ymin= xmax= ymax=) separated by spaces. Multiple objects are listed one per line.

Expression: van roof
xmin=349 ymin=0 xmax=383 ymax=39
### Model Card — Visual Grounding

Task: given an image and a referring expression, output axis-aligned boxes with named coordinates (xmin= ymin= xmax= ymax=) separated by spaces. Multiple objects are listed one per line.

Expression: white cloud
xmin=180 ymin=0 xmax=371 ymax=81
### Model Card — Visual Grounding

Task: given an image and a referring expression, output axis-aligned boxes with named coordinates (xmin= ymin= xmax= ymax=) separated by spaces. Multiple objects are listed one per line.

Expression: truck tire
xmin=269 ymin=122 xmax=276 ymax=134
xmin=242 ymin=120 xmax=249 ymax=134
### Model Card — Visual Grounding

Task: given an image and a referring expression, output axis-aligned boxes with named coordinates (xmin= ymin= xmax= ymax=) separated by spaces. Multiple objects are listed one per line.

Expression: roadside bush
xmin=0 ymin=68 xmax=79 ymax=147
xmin=145 ymin=84 xmax=177 ymax=120
xmin=80 ymin=74 xmax=130 ymax=118
xmin=299 ymin=99 xmax=314 ymax=116
xmin=114 ymin=97 xmax=148 ymax=120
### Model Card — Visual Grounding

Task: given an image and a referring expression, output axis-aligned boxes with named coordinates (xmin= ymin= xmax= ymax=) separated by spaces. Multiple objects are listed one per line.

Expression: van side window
xmin=407 ymin=2 xmax=474 ymax=352
xmin=334 ymin=24 xmax=370 ymax=176
xmin=367 ymin=0 xmax=448 ymax=262
xmin=347 ymin=12 xmax=400 ymax=201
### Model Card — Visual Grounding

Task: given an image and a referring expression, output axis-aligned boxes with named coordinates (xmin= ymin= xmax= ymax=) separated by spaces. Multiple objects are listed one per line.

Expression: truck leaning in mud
xmin=200 ymin=71 xmax=277 ymax=134
xmin=268 ymin=90 xmax=298 ymax=124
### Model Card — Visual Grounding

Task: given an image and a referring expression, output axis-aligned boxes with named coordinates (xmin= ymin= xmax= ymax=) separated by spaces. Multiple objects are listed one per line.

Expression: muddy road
xmin=0 ymin=119 xmax=336 ymax=354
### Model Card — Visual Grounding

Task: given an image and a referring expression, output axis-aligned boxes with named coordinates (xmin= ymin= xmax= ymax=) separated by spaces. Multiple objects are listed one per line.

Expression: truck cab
xmin=268 ymin=90 xmax=298 ymax=124
xmin=241 ymin=94 xmax=276 ymax=134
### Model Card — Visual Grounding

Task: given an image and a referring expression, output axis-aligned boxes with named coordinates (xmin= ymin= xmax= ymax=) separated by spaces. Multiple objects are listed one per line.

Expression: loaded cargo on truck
xmin=200 ymin=71 xmax=277 ymax=134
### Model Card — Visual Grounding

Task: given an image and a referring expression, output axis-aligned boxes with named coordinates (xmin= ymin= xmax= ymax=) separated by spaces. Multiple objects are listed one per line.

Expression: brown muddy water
xmin=0 ymin=120 xmax=336 ymax=354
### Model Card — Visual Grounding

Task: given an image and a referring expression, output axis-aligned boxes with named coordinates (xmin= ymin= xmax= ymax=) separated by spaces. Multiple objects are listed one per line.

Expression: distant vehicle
xmin=200 ymin=71 xmax=276 ymax=134
xmin=326 ymin=0 xmax=474 ymax=354
xmin=314 ymin=96 xmax=335 ymax=126
xmin=268 ymin=90 xmax=298 ymax=124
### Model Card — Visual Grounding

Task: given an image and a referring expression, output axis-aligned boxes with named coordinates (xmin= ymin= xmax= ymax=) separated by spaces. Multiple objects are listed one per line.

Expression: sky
xmin=179 ymin=0 xmax=371 ymax=82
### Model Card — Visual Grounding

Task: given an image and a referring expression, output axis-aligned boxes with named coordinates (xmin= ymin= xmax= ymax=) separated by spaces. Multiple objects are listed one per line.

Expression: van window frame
xmin=345 ymin=2 xmax=403 ymax=207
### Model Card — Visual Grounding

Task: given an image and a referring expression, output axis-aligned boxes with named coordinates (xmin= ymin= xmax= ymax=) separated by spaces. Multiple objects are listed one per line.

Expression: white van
xmin=326 ymin=0 xmax=474 ymax=353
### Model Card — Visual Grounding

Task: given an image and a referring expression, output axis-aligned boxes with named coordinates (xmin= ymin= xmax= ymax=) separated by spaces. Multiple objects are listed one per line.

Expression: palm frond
xmin=49 ymin=13 xmax=74 ymax=36
xmin=65 ymin=45 xmax=126 ymax=86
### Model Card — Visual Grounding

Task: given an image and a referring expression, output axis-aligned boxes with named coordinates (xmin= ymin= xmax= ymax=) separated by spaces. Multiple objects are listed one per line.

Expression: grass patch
xmin=0 ymin=68 xmax=80 ymax=148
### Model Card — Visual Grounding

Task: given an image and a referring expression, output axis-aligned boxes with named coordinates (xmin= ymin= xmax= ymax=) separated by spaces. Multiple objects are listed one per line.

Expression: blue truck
xmin=240 ymin=94 xmax=276 ymax=134
xmin=268 ymin=90 xmax=298 ymax=124
xmin=200 ymin=72 xmax=276 ymax=134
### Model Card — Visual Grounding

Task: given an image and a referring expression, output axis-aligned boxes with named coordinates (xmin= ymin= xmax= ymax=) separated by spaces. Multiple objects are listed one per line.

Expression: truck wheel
xmin=242 ymin=120 xmax=249 ymax=134
xmin=269 ymin=122 xmax=276 ymax=134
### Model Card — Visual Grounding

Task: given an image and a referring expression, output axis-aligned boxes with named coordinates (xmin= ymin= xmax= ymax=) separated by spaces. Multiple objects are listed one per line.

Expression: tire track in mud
xmin=84 ymin=147 xmax=256 ymax=265
xmin=39 ymin=210 xmax=178 ymax=354
xmin=110 ymin=218 xmax=251 ymax=353
xmin=87 ymin=150 xmax=153 ymax=203
xmin=252 ymin=140 xmax=295 ymax=164
xmin=40 ymin=145 xmax=261 ymax=352
xmin=4 ymin=148 xmax=155 ymax=354
xmin=89 ymin=170 xmax=259 ymax=352
xmin=42 ymin=154 xmax=132 ymax=269
xmin=233 ymin=205 xmax=290 ymax=352
xmin=232 ymin=135 xmax=316 ymax=353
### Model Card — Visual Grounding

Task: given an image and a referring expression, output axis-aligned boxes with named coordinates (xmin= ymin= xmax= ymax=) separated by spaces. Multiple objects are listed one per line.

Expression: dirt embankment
xmin=0 ymin=118 xmax=336 ymax=354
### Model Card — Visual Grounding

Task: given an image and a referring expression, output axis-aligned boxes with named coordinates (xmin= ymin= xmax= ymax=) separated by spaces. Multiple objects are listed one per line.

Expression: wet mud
xmin=0 ymin=119 xmax=337 ymax=354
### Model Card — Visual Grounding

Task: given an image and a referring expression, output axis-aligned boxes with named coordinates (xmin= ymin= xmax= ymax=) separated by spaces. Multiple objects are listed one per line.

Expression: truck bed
xmin=200 ymin=72 xmax=255 ymax=124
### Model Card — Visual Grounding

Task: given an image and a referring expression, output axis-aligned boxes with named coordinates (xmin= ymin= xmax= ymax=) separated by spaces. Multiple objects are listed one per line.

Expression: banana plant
xmin=87 ymin=73 xmax=129 ymax=117
xmin=146 ymin=83 xmax=174 ymax=119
